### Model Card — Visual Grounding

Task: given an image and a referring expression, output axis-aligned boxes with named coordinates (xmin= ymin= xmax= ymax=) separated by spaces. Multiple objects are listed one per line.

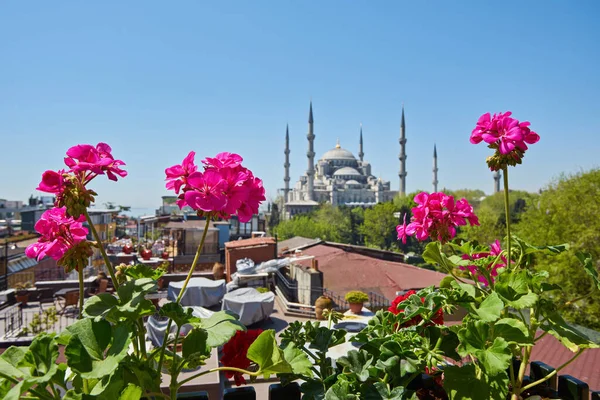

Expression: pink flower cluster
xmin=396 ymin=192 xmax=479 ymax=244
xmin=459 ymin=240 xmax=507 ymax=286
xmin=165 ymin=152 xmax=265 ymax=223
xmin=470 ymin=111 xmax=540 ymax=155
xmin=25 ymin=207 xmax=88 ymax=261
xmin=37 ymin=143 xmax=127 ymax=195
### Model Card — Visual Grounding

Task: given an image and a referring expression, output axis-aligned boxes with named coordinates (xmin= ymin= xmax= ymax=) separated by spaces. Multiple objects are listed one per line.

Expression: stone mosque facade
xmin=282 ymin=102 xmax=411 ymax=219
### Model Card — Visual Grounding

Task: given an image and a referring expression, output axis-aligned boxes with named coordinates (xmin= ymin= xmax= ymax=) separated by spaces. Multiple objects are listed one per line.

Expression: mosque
xmin=282 ymin=102 xmax=434 ymax=219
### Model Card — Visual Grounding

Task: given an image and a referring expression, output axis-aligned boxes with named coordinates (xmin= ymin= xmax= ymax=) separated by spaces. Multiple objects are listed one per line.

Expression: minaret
xmin=493 ymin=170 xmax=501 ymax=193
xmin=306 ymin=101 xmax=315 ymax=201
xmin=433 ymin=144 xmax=439 ymax=192
xmin=284 ymin=124 xmax=291 ymax=203
xmin=358 ymin=123 xmax=364 ymax=162
xmin=398 ymin=105 xmax=407 ymax=196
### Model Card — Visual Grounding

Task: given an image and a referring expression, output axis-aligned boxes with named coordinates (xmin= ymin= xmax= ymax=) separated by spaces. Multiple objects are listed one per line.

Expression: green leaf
xmin=540 ymin=310 xmax=600 ymax=351
xmin=192 ymin=310 xmax=246 ymax=347
xmin=0 ymin=380 xmax=11 ymax=400
xmin=494 ymin=318 xmax=533 ymax=345
xmin=449 ymin=280 xmax=477 ymax=300
xmin=119 ymin=383 xmax=142 ymax=400
xmin=443 ymin=364 xmax=509 ymax=400
xmin=337 ymin=350 xmax=373 ymax=382
xmin=325 ymin=379 xmax=359 ymax=400
xmin=125 ymin=264 xmax=166 ymax=281
xmin=282 ymin=343 xmax=313 ymax=377
xmin=182 ymin=328 xmax=210 ymax=359
xmin=247 ymin=330 xmax=293 ymax=378
xmin=83 ymin=293 xmax=119 ymax=319
xmin=363 ymin=382 xmax=407 ymax=400
xmin=4 ymin=380 xmax=33 ymax=400
xmin=439 ymin=276 xmax=455 ymax=289
xmin=65 ymin=321 xmax=132 ymax=379
xmin=577 ymin=252 xmax=600 ymax=290
xmin=89 ymin=367 xmax=125 ymax=399
xmin=0 ymin=347 xmax=27 ymax=378
xmin=308 ymin=326 xmax=346 ymax=353
xmin=63 ymin=389 xmax=83 ymax=400
xmin=457 ymin=321 xmax=512 ymax=376
xmin=495 ymin=271 xmax=539 ymax=309
xmin=475 ymin=292 xmax=504 ymax=322
xmin=159 ymin=302 xmax=194 ymax=327
xmin=422 ymin=242 xmax=445 ymax=268
xmin=301 ymin=379 xmax=326 ymax=400
xmin=24 ymin=333 xmax=59 ymax=383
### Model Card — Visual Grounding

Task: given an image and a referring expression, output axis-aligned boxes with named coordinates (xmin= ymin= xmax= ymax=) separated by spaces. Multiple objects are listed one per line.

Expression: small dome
xmin=321 ymin=147 xmax=357 ymax=161
xmin=345 ymin=180 xmax=361 ymax=185
xmin=334 ymin=167 xmax=362 ymax=176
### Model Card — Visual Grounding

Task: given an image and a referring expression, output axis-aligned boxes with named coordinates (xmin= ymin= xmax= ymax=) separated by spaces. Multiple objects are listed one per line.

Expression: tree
xmin=361 ymin=202 xmax=400 ymax=250
xmin=515 ymin=169 xmax=600 ymax=329
xmin=268 ymin=203 xmax=280 ymax=231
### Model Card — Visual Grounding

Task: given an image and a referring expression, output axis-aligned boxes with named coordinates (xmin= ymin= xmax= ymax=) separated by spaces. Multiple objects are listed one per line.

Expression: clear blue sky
xmin=1 ymin=1 xmax=599 ymax=215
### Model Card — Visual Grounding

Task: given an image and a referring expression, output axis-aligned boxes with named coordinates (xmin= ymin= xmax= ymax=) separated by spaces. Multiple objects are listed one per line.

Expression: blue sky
xmin=1 ymin=1 xmax=599 ymax=214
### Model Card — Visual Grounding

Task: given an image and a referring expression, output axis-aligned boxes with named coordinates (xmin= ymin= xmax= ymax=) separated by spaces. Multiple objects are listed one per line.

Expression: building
xmin=283 ymin=102 xmax=403 ymax=218
xmin=85 ymin=209 xmax=118 ymax=270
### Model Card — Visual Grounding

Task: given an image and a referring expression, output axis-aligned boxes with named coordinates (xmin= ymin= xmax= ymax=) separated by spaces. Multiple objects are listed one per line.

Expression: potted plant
xmin=140 ymin=246 xmax=152 ymax=260
xmin=344 ymin=290 xmax=369 ymax=314
xmin=122 ymin=243 xmax=133 ymax=254
xmin=14 ymin=281 xmax=33 ymax=305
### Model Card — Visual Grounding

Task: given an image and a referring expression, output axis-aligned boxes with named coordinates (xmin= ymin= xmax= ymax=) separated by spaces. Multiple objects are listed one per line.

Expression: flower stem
xmin=157 ymin=215 xmax=213 ymax=374
xmin=78 ymin=267 xmax=84 ymax=319
xmin=177 ymin=366 xmax=259 ymax=387
xmin=83 ymin=209 xmax=119 ymax=290
xmin=520 ymin=349 xmax=584 ymax=393
xmin=502 ymin=166 xmax=511 ymax=266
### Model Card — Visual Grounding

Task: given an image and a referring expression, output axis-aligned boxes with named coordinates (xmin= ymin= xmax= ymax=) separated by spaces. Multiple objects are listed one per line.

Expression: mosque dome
xmin=345 ymin=179 xmax=361 ymax=186
xmin=321 ymin=140 xmax=357 ymax=161
xmin=333 ymin=167 xmax=362 ymax=177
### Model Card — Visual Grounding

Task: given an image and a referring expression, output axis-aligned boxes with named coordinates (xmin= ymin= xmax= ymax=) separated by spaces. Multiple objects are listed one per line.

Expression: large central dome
xmin=321 ymin=143 xmax=357 ymax=161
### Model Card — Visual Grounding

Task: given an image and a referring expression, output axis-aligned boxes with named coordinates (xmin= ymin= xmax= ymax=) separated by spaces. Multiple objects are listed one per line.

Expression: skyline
xmin=1 ymin=1 xmax=599 ymax=210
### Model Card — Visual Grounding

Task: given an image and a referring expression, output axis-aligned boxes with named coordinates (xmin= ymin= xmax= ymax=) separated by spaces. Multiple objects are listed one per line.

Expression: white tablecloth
xmin=221 ymin=288 xmax=275 ymax=326
xmin=321 ymin=308 xmax=374 ymax=361
xmin=146 ymin=306 xmax=214 ymax=347
xmin=167 ymin=278 xmax=226 ymax=307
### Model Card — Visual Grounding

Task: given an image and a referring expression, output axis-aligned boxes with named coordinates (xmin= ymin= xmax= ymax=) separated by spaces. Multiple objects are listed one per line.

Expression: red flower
xmin=388 ymin=291 xmax=444 ymax=327
xmin=220 ymin=329 xmax=263 ymax=386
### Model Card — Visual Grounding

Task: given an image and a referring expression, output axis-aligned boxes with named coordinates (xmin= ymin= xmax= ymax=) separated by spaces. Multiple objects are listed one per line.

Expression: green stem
xmin=176 ymin=366 xmax=260 ymax=387
xmin=84 ymin=209 xmax=120 ymax=290
xmin=565 ymin=291 xmax=594 ymax=306
xmin=157 ymin=215 xmax=213 ymax=374
xmin=512 ymin=345 xmax=532 ymax=399
xmin=502 ymin=166 xmax=511 ymax=267
xmin=520 ymin=349 xmax=584 ymax=393
xmin=534 ymin=331 xmax=548 ymax=342
xmin=137 ymin=319 xmax=148 ymax=359
xmin=78 ymin=268 xmax=84 ymax=319
xmin=144 ymin=393 xmax=170 ymax=400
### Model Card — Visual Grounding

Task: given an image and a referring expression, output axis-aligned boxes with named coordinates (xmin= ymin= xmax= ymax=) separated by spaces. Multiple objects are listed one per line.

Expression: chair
xmin=56 ymin=291 xmax=79 ymax=315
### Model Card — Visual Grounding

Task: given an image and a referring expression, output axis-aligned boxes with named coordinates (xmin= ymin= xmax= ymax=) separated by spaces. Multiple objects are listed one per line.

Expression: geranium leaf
xmin=118 ymin=383 xmax=142 ymax=400
xmin=540 ymin=310 xmax=600 ymax=351
xmin=63 ymin=390 xmax=83 ymax=400
xmin=182 ymin=328 xmax=210 ymax=359
xmin=325 ymin=379 xmax=360 ymax=400
xmin=443 ymin=364 xmax=509 ymax=400
xmin=247 ymin=330 xmax=292 ymax=378
xmin=422 ymin=242 xmax=445 ymax=268
xmin=193 ymin=310 xmax=246 ymax=347
xmin=23 ymin=333 xmax=59 ymax=384
xmin=475 ymin=292 xmax=504 ymax=322
xmin=363 ymin=382 xmax=407 ymax=400
xmin=4 ymin=380 xmax=33 ymax=400
xmin=457 ymin=321 xmax=512 ymax=375
xmin=308 ymin=327 xmax=346 ymax=353
xmin=577 ymin=252 xmax=600 ymax=290
xmin=66 ymin=322 xmax=131 ymax=379
xmin=494 ymin=318 xmax=532 ymax=345
xmin=159 ymin=302 xmax=194 ymax=327
xmin=282 ymin=343 xmax=313 ymax=377
xmin=125 ymin=264 xmax=166 ymax=281
xmin=301 ymin=379 xmax=326 ymax=400
xmin=337 ymin=350 xmax=373 ymax=382
xmin=83 ymin=293 xmax=119 ymax=320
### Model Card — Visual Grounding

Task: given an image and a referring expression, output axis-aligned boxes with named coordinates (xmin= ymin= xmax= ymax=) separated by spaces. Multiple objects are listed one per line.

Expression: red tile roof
xmin=295 ymin=243 xmax=448 ymax=300
xmin=225 ymin=237 xmax=276 ymax=249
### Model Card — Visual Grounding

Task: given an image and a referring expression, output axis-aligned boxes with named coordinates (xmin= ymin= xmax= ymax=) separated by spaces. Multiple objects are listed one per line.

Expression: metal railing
xmin=368 ymin=291 xmax=391 ymax=311
xmin=1 ymin=302 xmax=78 ymax=339
xmin=274 ymin=270 xmax=349 ymax=311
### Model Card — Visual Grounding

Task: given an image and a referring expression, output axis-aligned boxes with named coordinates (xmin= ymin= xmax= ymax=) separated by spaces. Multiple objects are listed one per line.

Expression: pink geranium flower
xmin=184 ymin=170 xmax=228 ymax=212
xmin=64 ymin=142 xmax=127 ymax=181
xmin=25 ymin=207 xmax=88 ymax=261
xmin=165 ymin=151 xmax=198 ymax=194
xmin=460 ymin=240 xmax=507 ymax=286
xmin=166 ymin=151 xmax=265 ymax=222
xmin=396 ymin=192 xmax=479 ymax=244
xmin=36 ymin=170 xmax=66 ymax=194
xmin=470 ymin=111 xmax=540 ymax=157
